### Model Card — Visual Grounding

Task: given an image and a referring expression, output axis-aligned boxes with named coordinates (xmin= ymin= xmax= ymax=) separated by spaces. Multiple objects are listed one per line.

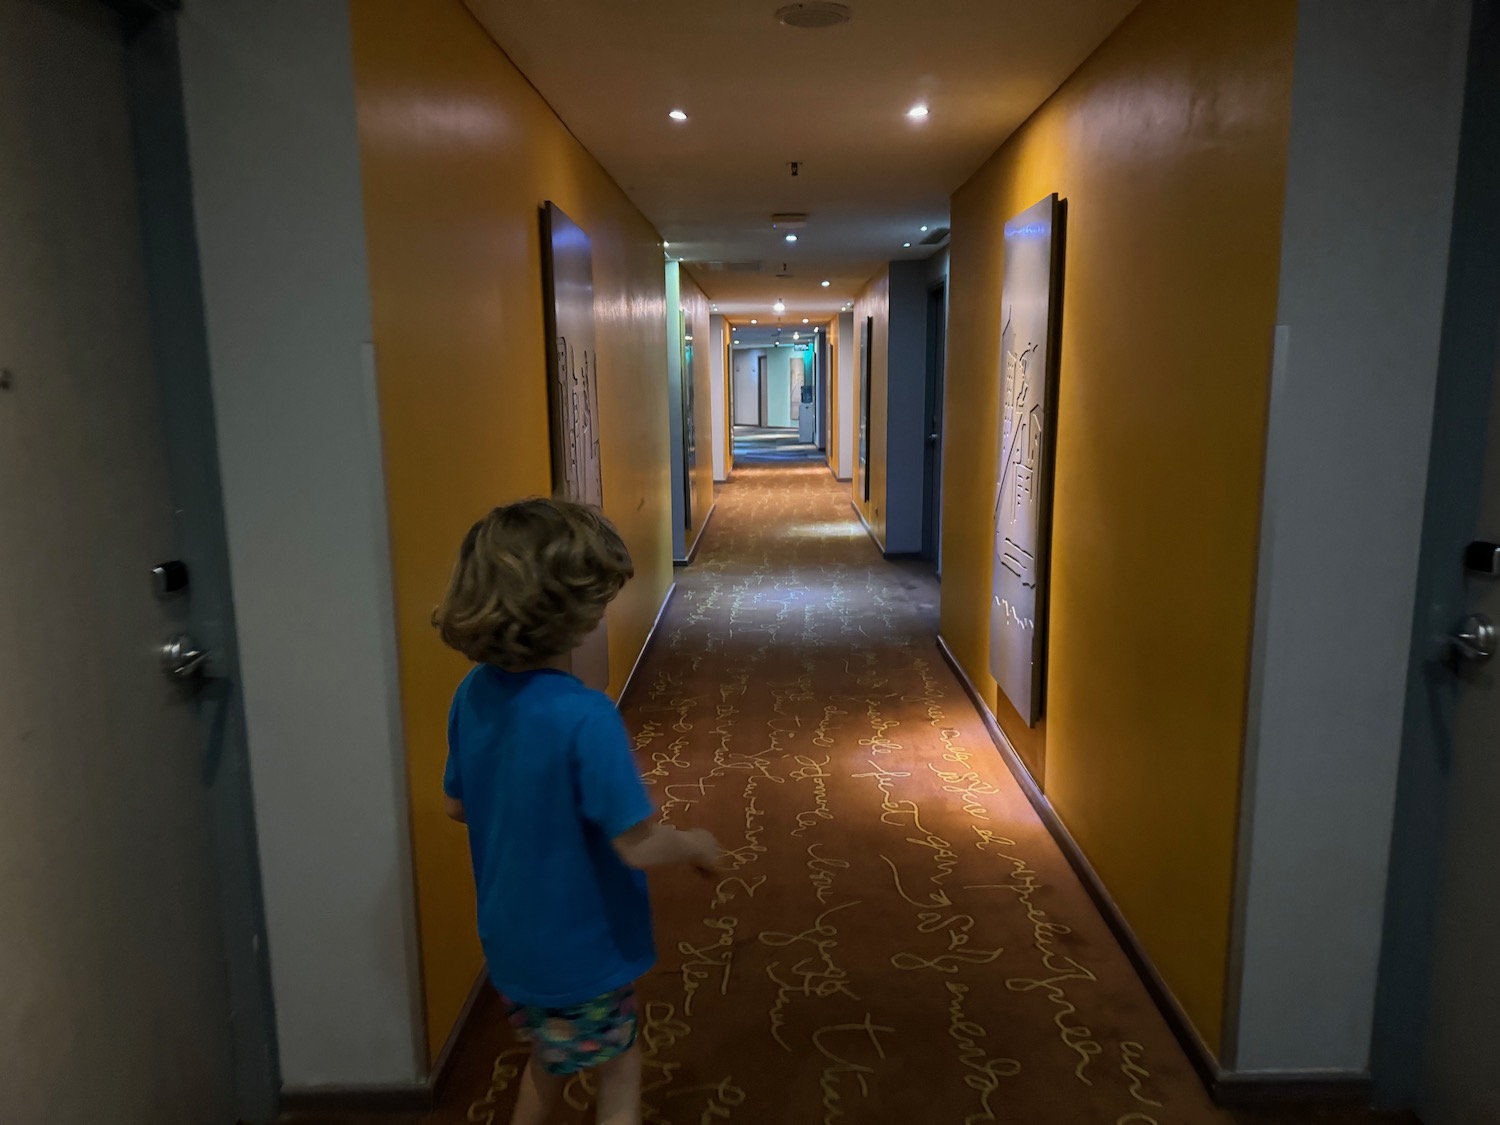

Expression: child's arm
xmin=613 ymin=819 xmax=721 ymax=875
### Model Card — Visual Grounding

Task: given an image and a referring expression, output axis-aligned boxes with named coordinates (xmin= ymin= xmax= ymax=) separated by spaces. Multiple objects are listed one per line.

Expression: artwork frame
xmin=540 ymin=200 xmax=610 ymax=690
xmin=989 ymin=193 xmax=1066 ymax=727
xmin=680 ymin=306 xmax=697 ymax=528
xmin=858 ymin=314 xmax=873 ymax=503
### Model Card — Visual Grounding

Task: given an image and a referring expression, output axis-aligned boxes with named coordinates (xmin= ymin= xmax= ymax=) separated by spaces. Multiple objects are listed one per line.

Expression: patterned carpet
xmin=733 ymin=426 xmax=820 ymax=463
xmin=318 ymin=461 xmax=1414 ymax=1125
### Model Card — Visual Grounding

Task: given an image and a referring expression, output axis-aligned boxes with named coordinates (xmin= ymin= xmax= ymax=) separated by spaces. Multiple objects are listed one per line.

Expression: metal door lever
xmin=161 ymin=634 xmax=209 ymax=679
xmin=1448 ymin=614 xmax=1497 ymax=664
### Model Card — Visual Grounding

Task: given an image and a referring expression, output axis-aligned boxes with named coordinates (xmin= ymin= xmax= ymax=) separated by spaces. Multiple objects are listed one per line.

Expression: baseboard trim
xmin=935 ymin=635 xmax=1375 ymax=1107
xmin=429 ymin=969 xmax=487 ymax=1093
xmin=850 ymin=499 xmax=885 ymax=553
xmin=935 ymin=635 xmax=1223 ymax=1094
xmin=1213 ymin=1072 xmax=1375 ymax=1108
xmin=278 ymin=970 xmax=487 ymax=1114
xmin=616 ymin=582 xmax=678 ymax=708
xmin=279 ymin=1082 xmax=432 ymax=1113
xmin=674 ymin=501 xmax=717 ymax=567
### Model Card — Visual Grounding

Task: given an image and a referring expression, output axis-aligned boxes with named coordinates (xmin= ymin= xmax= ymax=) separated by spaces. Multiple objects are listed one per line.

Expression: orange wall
xmin=350 ymin=0 xmax=672 ymax=1062
xmin=852 ymin=269 xmax=890 ymax=546
xmin=939 ymin=0 xmax=1295 ymax=1053
xmin=722 ymin=330 xmax=734 ymax=477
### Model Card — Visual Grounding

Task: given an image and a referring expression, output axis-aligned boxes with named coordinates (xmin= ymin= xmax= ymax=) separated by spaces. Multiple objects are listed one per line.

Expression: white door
xmin=0 ymin=1 xmax=236 ymax=1121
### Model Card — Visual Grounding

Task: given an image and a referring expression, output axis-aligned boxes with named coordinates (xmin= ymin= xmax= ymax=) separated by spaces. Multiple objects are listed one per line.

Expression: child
xmin=434 ymin=498 xmax=720 ymax=1125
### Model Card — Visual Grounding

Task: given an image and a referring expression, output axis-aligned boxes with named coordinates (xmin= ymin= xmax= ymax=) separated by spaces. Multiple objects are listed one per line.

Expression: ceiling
xmin=729 ymin=321 xmax=827 ymax=349
xmin=466 ymin=0 xmax=1137 ymax=321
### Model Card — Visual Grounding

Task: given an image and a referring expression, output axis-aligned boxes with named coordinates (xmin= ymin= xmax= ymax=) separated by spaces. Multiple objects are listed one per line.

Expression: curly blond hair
xmin=434 ymin=498 xmax=634 ymax=668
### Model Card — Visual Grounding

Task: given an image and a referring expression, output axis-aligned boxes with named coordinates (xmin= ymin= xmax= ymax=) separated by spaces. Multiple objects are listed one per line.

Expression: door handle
xmin=1448 ymin=613 xmax=1497 ymax=664
xmin=161 ymin=633 xmax=210 ymax=680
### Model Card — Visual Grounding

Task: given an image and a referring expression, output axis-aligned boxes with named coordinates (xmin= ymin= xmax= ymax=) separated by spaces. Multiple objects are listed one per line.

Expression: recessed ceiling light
xmin=663 ymin=241 xmax=671 ymax=248
xmin=802 ymin=318 xmax=810 ymax=324
xmin=920 ymin=225 xmax=928 ymax=232
xmin=733 ymin=339 xmax=740 ymax=344
xmin=775 ymin=2 xmax=852 ymax=29
xmin=751 ymin=318 xmax=758 ymax=324
xmin=793 ymin=332 xmax=800 ymax=340
xmin=903 ymin=242 xmax=911 ymax=248
xmin=821 ymin=279 xmax=830 ymax=287
xmin=907 ymin=104 xmax=929 ymax=119
xmin=773 ymin=301 xmax=786 ymax=313
xmin=669 ymin=109 xmax=688 ymax=121
xmin=784 ymin=233 xmax=798 ymax=243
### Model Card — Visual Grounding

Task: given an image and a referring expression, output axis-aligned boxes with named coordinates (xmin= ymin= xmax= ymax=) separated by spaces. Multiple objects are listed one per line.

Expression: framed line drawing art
xmin=541 ymin=201 xmax=609 ymax=690
xmin=990 ymin=193 xmax=1065 ymax=727
xmin=681 ymin=306 xmax=697 ymax=528
xmin=858 ymin=314 xmax=873 ymax=503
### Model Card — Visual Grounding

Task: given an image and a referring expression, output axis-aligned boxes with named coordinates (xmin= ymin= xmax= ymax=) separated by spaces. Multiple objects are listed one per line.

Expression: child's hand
xmin=682 ymin=828 xmax=724 ymax=877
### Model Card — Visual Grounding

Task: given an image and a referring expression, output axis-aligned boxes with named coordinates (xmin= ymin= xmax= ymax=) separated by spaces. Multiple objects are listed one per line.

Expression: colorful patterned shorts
xmin=502 ymin=984 xmax=639 ymax=1076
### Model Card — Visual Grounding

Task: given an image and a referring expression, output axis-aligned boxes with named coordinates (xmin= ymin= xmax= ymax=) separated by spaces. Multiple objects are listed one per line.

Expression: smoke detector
xmin=775 ymin=2 xmax=852 ymax=29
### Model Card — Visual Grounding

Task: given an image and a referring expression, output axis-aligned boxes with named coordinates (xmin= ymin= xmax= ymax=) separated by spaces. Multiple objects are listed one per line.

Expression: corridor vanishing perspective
xmin=421 ymin=462 xmax=1396 ymax=1125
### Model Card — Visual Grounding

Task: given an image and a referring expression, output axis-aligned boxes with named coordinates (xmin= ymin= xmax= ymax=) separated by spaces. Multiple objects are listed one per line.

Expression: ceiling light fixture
xmin=821 ymin=280 xmax=830 ymax=287
xmin=907 ymin=104 xmax=929 ymax=119
xmin=903 ymin=242 xmax=911 ymax=248
xmin=669 ymin=109 xmax=688 ymax=121
xmin=920 ymin=225 xmax=928 ymax=232
xmin=773 ymin=300 xmax=786 ymax=313
xmin=793 ymin=332 xmax=800 ymax=340
xmin=775 ymin=2 xmax=852 ymax=29
xmin=751 ymin=318 xmax=758 ymax=324
xmin=802 ymin=318 xmax=810 ymax=324
xmin=784 ymin=233 xmax=798 ymax=243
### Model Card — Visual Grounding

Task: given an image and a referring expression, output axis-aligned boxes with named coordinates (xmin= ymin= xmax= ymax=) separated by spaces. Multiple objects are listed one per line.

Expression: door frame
xmin=119 ymin=6 xmax=280 ymax=1118
xmin=757 ymin=352 xmax=768 ymax=427
xmin=1372 ymin=0 xmax=1500 ymax=1107
xmin=922 ymin=280 xmax=948 ymax=567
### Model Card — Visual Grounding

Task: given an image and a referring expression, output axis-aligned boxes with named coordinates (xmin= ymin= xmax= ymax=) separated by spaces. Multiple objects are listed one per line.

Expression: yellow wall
xmin=939 ymin=0 xmax=1295 ymax=1054
xmin=722 ymin=330 xmax=734 ymax=477
xmin=852 ymin=269 xmax=890 ymax=546
xmin=827 ymin=317 xmax=842 ymax=477
xmin=679 ymin=270 xmax=715 ymax=543
xmin=350 ymin=0 xmax=673 ymax=1062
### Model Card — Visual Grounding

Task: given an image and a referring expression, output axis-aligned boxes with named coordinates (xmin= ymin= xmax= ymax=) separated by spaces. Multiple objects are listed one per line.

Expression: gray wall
xmin=178 ymin=0 xmax=424 ymax=1088
xmin=1229 ymin=0 xmax=1474 ymax=1074
xmin=883 ymin=260 xmax=929 ymax=554
xmin=732 ymin=348 xmax=761 ymax=426
xmin=764 ymin=346 xmax=794 ymax=428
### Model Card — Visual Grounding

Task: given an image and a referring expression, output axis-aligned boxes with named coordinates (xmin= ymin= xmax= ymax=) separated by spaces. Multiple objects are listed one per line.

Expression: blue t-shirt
xmin=444 ymin=665 xmax=656 ymax=1007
